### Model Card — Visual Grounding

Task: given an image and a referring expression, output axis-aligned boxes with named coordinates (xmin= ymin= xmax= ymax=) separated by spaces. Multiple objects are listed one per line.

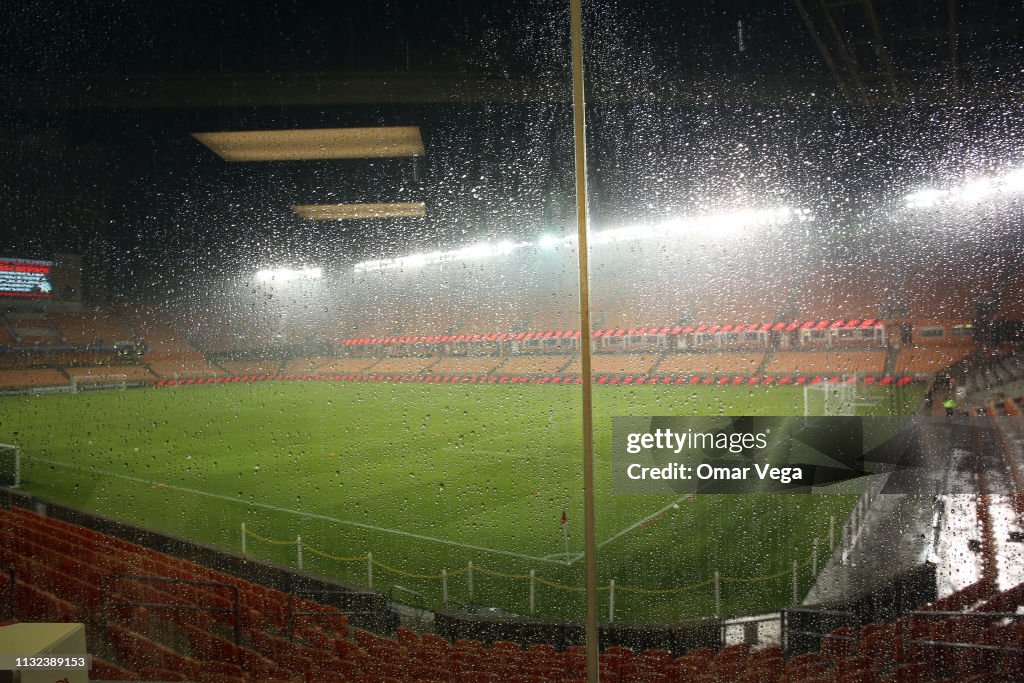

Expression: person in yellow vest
xmin=943 ymin=396 xmax=957 ymax=417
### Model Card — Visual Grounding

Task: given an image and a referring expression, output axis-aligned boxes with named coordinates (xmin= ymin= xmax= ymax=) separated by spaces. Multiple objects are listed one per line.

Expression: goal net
xmin=70 ymin=373 xmax=129 ymax=392
xmin=0 ymin=444 xmax=20 ymax=487
xmin=803 ymin=379 xmax=859 ymax=416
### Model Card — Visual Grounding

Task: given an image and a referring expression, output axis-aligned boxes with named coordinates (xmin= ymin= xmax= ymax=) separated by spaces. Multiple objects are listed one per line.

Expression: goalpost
xmin=803 ymin=377 xmax=887 ymax=416
xmin=70 ymin=373 xmax=129 ymax=393
xmin=0 ymin=444 xmax=20 ymax=487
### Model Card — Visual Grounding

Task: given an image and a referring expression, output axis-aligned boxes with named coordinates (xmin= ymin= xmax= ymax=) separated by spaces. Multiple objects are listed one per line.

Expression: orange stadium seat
xmin=49 ymin=310 xmax=134 ymax=346
xmin=591 ymin=353 xmax=659 ymax=375
xmin=218 ymin=359 xmax=285 ymax=375
xmin=366 ymin=357 xmax=434 ymax=374
xmin=658 ymin=351 xmax=765 ymax=375
xmin=0 ymin=368 xmax=68 ymax=389
xmin=765 ymin=351 xmax=885 ymax=375
xmin=283 ymin=355 xmax=376 ymax=374
xmin=428 ymin=355 xmax=505 ymax=374
xmin=502 ymin=355 xmax=573 ymax=375
xmin=894 ymin=346 xmax=971 ymax=374
xmin=63 ymin=364 xmax=154 ymax=382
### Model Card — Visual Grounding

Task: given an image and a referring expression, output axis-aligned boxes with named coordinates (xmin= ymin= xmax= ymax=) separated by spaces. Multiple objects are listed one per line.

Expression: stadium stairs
xmin=2 ymin=504 xmax=1023 ymax=681
xmin=882 ymin=346 xmax=899 ymax=377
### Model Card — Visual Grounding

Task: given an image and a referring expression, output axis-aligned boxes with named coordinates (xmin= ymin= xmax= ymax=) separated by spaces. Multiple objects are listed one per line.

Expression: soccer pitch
xmin=0 ymin=381 xmax=920 ymax=622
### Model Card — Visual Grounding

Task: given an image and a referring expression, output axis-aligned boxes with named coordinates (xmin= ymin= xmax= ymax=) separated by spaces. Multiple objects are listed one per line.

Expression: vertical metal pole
xmin=530 ymin=570 xmax=536 ymax=615
xmin=829 ymin=515 xmax=835 ymax=548
xmin=367 ymin=552 xmax=374 ymax=591
xmin=297 ymin=536 xmax=303 ymax=571
xmin=240 ymin=523 xmax=247 ymax=559
xmin=442 ymin=569 xmax=449 ymax=608
xmin=792 ymin=560 xmax=799 ymax=603
xmin=468 ymin=561 xmax=474 ymax=603
xmin=609 ymin=580 xmax=615 ymax=623
xmin=569 ymin=1 xmax=600 ymax=680
xmin=812 ymin=538 xmax=819 ymax=575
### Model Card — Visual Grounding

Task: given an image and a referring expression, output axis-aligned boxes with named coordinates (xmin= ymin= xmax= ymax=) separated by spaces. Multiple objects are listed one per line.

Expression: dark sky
xmin=0 ymin=1 xmax=1022 ymax=296
xmin=0 ymin=1 xmax=820 ymax=78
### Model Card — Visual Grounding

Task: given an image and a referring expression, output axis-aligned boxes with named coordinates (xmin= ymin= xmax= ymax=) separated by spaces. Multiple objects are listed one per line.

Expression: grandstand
xmin=765 ymin=351 xmax=887 ymax=377
xmin=2 ymin=498 xmax=1024 ymax=682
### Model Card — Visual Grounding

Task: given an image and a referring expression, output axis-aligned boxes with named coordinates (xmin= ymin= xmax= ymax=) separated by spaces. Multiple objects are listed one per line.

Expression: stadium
xmin=0 ymin=1 xmax=1023 ymax=682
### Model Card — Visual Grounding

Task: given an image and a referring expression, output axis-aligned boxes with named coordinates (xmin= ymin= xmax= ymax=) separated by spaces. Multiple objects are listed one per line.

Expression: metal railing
xmin=285 ymin=588 xmax=377 ymax=640
xmin=781 ymin=608 xmax=858 ymax=655
xmin=388 ymin=584 xmax=429 ymax=612
xmin=904 ymin=609 xmax=1024 ymax=658
xmin=101 ymin=574 xmax=241 ymax=644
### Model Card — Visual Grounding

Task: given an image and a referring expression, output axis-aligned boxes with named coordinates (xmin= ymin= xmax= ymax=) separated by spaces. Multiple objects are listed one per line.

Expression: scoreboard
xmin=0 ymin=258 xmax=55 ymax=298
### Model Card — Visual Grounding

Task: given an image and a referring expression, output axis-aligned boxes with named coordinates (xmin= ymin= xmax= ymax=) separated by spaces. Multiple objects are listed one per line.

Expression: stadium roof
xmin=292 ymin=202 xmax=426 ymax=220
xmin=192 ymin=127 xmax=425 ymax=162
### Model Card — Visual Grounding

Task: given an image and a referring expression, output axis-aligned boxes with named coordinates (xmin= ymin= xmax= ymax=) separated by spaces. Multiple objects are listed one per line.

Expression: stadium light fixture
xmin=1001 ymin=169 xmax=1024 ymax=192
xmin=292 ymin=202 xmax=426 ymax=220
xmin=904 ymin=166 xmax=1024 ymax=209
xmin=192 ymin=127 xmax=425 ymax=162
xmin=354 ymin=240 xmax=534 ymax=272
xmin=352 ymin=204 xmax=806 ymax=272
xmin=538 ymin=234 xmax=562 ymax=249
xmin=255 ymin=267 xmax=322 ymax=282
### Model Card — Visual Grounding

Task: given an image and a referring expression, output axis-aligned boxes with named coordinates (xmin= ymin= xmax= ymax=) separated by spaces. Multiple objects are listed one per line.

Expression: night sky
xmin=0 ymin=1 xmax=1022 ymax=296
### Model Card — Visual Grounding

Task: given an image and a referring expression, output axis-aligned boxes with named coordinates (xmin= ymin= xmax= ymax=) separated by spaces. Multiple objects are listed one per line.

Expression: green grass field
xmin=0 ymin=381 xmax=920 ymax=623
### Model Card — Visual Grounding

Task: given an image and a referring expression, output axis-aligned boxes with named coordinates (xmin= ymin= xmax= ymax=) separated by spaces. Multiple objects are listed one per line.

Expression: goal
xmin=803 ymin=377 xmax=886 ymax=416
xmin=803 ymin=379 xmax=858 ymax=416
xmin=0 ymin=444 xmax=20 ymax=487
xmin=70 ymin=373 xmax=129 ymax=393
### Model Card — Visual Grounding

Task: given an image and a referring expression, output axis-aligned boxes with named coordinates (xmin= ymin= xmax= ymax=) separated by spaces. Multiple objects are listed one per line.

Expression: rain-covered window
xmin=0 ymin=2 xmax=1023 ymax=682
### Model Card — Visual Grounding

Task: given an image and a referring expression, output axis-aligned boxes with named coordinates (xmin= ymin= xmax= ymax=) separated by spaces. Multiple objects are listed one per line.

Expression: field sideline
xmin=0 ymin=381 xmax=920 ymax=622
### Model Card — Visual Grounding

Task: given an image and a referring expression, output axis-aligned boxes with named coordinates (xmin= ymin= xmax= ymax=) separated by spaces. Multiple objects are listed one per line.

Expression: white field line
xmin=564 ymin=495 xmax=691 ymax=565
xmin=24 ymin=456 xmax=573 ymax=566
xmin=440 ymin=447 xmax=539 ymax=458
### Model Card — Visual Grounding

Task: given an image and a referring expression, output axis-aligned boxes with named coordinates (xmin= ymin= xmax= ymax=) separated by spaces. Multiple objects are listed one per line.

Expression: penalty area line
xmin=440 ymin=446 xmax=549 ymax=459
xmin=565 ymin=495 xmax=691 ymax=565
xmin=25 ymin=456 xmax=572 ymax=566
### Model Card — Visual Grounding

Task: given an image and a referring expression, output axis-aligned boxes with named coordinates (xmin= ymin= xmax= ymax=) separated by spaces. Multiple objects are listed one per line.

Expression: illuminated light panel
xmin=353 ymin=205 xmax=808 ymax=272
xmin=255 ymin=267 xmax=322 ymax=282
xmin=192 ymin=126 xmax=425 ymax=161
xmin=292 ymin=202 xmax=426 ymax=220
xmin=905 ymin=166 xmax=1024 ymax=209
xmin=355 ymin=240 xmax=532 ymax=272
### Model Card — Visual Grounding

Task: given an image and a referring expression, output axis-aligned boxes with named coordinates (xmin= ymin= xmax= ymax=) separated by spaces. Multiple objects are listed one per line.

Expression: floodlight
xmin=905 ymin=165 xmax=1024 ymax=209
xmin=255 ymin=267 xmax=322 ymax=282
xmin=905 ymin=189 xmax=948 ymax=209
xmin=352 ymin=204 xmax=804 ymax=272
xmin=953 ymin=179 xmax=996 ymax=203
xmin=1000 ymin=169 xmax=1024 ymax=192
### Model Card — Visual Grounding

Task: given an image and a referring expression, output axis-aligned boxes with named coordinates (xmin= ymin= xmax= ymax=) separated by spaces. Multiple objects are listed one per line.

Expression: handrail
xmin=389 ymin=584 xmax=429 ymax=611
xmin=101 ymin=573 xmax=241 ymax=644
xmin=285 ymin=589 xmax=376 ymax=640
